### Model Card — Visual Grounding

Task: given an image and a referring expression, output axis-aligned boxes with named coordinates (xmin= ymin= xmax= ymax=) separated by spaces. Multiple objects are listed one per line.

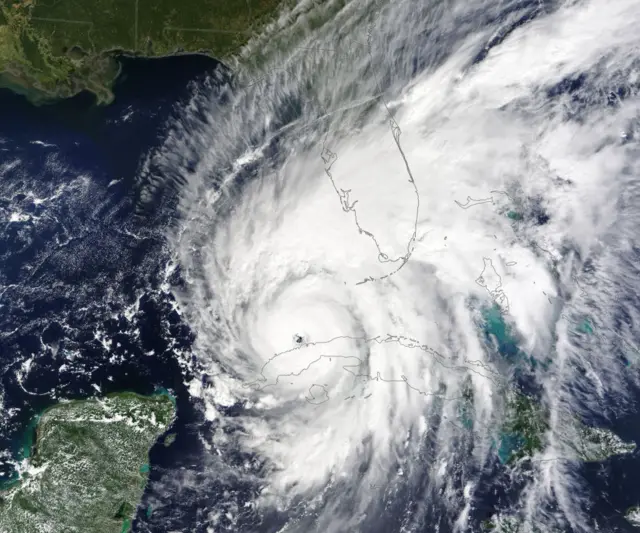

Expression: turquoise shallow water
xmin=481 ymin=304 xmax=521 ymax=362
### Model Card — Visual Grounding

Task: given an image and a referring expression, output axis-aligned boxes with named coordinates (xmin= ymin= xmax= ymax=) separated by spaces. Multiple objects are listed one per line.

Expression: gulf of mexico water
xmin=0 ymin=54 xmax=223 ymax=531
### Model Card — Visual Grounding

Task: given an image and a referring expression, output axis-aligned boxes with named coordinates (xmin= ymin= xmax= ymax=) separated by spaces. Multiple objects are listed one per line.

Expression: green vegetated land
xmin=0 ymin=0 xmax=284 ymax=103
xmin=495 ymin=391 xmax=549 ymax=465
xmin=574 ymin=423 xmax=636 ymax=462
xmin=497 ymin=391 xmax=637 ymax=465
xmin=0 ymin=392 xmax=175 ymax=533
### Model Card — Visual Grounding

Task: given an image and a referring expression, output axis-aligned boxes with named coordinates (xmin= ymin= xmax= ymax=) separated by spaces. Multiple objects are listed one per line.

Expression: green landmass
xmin=573 ymin=424 xmax=636 ymax=462
xmin=0 ymin=0 xmax=285 ymax=104
xmin=481 ymin=515 xmax=563 ymax=533
xmin=0 ymin=392 xmax=175 ymax=533
xmin=498 ymin=392 xmax=549 ymax=464
xmin=481 ymin=515 xmax=522 ymax=533
xmin=163 ymin=432 xmax=176 ymax=447
xmin=456 ymin=377 xmax=475 ymax=430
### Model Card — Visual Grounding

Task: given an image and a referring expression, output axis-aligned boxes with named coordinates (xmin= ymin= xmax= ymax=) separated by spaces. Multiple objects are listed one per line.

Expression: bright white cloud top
xmin=141 ymin=0 xmax=640 ymax=531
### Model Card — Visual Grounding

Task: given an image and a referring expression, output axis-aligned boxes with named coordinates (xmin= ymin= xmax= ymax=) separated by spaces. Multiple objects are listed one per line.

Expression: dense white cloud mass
xmin=143 ymin=0 xmax=640 ymax=530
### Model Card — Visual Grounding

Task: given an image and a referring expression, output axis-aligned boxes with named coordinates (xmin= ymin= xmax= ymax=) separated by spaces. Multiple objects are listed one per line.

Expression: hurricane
xmin=138 ymin=0 xmax=640 ymax=530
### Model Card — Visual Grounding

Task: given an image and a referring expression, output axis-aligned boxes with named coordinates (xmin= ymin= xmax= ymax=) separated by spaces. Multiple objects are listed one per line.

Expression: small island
xmin=626 ymin=506 xmax=640 ymax=528
xmin=573 ymin=424 xmax=636 ymax=462
xmin=0 ymin=0 xmax=284 ymax=104
xmin=481 ymin=514 xmax=564 ymax=533
xmin=0 ymin=392 xmax=175 ymax=533
xmin=481 ymin=514 xmax=522 ymax=532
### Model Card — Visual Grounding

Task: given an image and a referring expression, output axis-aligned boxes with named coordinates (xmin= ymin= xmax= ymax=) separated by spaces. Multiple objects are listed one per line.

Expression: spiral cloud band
xmin=142 ymin=0 xmax=640 ymax=530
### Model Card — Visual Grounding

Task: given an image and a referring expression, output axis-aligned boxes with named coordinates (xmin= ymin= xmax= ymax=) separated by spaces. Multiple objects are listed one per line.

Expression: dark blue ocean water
xmin=0 ymin=54 xmax=225 ymax=531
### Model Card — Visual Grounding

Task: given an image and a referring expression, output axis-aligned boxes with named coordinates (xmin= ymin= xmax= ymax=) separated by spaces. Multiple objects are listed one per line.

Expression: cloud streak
xmin=146 ymin=0 xmax=640 ymax=530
